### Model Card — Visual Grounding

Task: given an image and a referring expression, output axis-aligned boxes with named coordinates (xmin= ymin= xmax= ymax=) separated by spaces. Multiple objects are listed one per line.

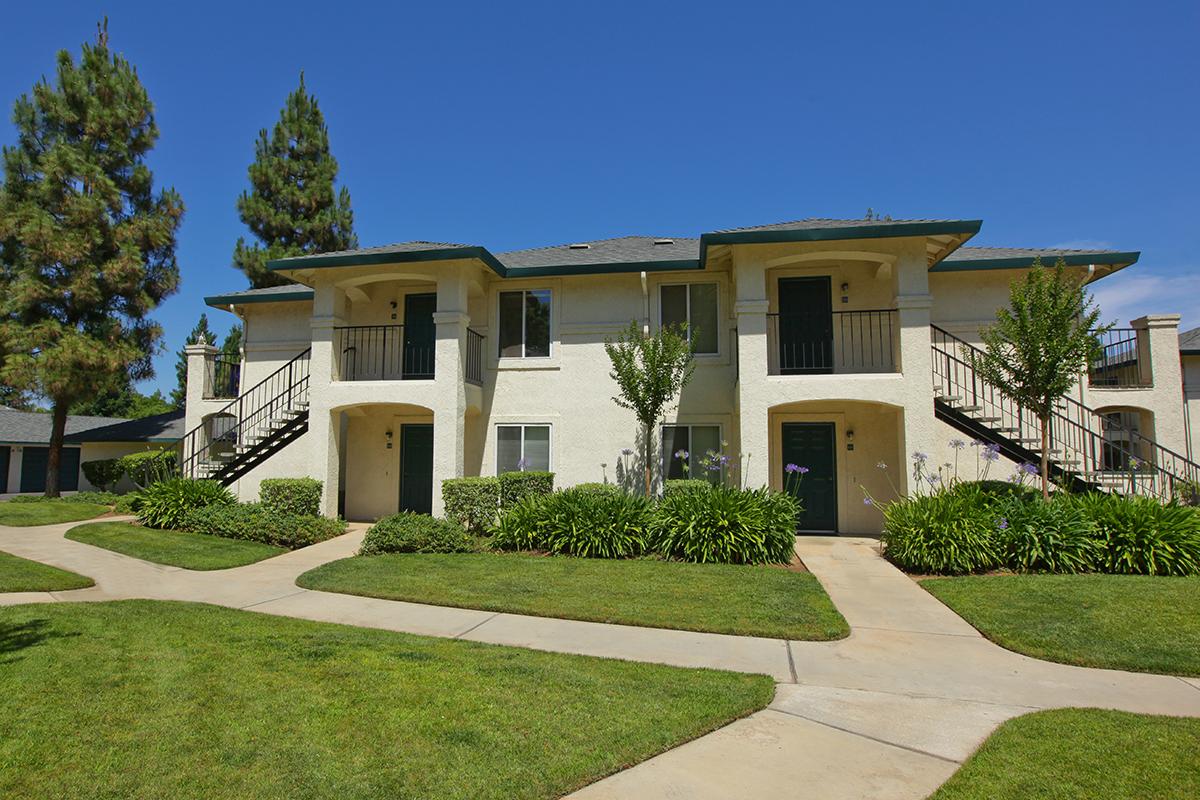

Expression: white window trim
xmin=659 ymin=281 xmax=720 ymax=356
xmin=498 ymin=288 xmax=553 ymax=359
xmin=661 ymin=423 xmax=723 ymax=481
xmin=496 ymin=423 xmax=553 ymax=473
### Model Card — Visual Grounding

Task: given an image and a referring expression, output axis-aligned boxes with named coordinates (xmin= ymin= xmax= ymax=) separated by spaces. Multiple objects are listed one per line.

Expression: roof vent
xmin=654 ymin=238 xmax=674 ymax=245
xmin=568 ymin=243 xmax=591 ymax=250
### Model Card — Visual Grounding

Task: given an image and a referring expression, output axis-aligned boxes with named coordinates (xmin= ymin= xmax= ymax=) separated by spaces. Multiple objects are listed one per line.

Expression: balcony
xmin=1089 ymin=328 xmax=1148 ymax=388
xmin=204 ymin=357 xmax=241 ymax=399
xmin=333 ymin=324 xmax=485 ymax=383
xmin=766 ymin=309 xmax=898 ymax=375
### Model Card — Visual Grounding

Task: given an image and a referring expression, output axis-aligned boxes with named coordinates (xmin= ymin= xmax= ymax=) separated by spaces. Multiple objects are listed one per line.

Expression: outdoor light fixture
xmin=390 ymin=300 xmax=398 ymax=320
xmin=840 ymin=282 xmax=850 ymax=304
xmin=385 ymin=429 xmax=394 ymax=449
xmin=845 ymin=429 xmax=855 ymax=451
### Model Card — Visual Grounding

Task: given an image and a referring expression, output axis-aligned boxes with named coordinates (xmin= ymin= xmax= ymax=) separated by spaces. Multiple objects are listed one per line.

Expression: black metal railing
xmin=208 ymin=357 xmax=241 ymax=399
xmin=767 ymin=309 xmax=897 ymax=375
xmin=1089 ymin=328 xmax=1147 ymax=387
xmin=466 ymin=328 xmax=484 ymax=386
xmin=335 ymin=325 xmax=434 ymax=381
xmin=931 ymin=325 xmax=1199 ymax=500
xmin=178 ymin=348 xmax=311 ymax=481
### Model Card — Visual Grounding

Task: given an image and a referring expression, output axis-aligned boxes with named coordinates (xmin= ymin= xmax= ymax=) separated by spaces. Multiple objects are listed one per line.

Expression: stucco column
xmin=891 ymin=239 xmax=936 ymax=495
xmin=1132 ymin=314 xmax=1188 ymax=454
xmin=310 ymin=282 xmax=346 ymax=516
xmin=432 ymin=310 xmax=468 ymax=515
xmin=735 ymin=299 xmax=771 ymax=488
xmin=183 ymin=339 xmax=218 ymax=464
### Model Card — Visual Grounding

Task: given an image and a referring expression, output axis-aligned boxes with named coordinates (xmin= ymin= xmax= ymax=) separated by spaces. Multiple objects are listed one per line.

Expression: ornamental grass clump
xmin=132 ymin=478 xmax=235 ymax=530
xmin=994 ymin=494 xmax=1101 ymax=573
xmin=492 ymin=487 xmax=652 ymax=558
xmin=651 ymin=485 xmax=798 ymax=565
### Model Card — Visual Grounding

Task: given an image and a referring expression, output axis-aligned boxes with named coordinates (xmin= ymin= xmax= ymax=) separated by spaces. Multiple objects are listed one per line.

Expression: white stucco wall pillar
xmin=182 ymin=340 xmax=218 ymax=464
xmin=735 ymin=299 xmax=771 ymax=488
xmin=431 ymin=274 xmax=470 ymax=515
xmin=310 ymin=281 xmax=347 ymax=516
xmin=1132 ymin=314 xmax=1188 ymax=455
xmin=893 ymin=243 xmax=937 ymax=494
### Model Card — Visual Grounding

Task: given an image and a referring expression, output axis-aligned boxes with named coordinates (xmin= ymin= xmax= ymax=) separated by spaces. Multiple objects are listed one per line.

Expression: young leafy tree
xmin=169 ymin=313 xmax=214 ymax=409
xmin=971 ymin=259 xmax=1109 ymax=499
xmin=0 ymin=20 xmax=182 ymax=496
xmin=232 ymin=73 xmax=356 ymax=288
xmin=604 ymin=321 xmax=696 ymax=497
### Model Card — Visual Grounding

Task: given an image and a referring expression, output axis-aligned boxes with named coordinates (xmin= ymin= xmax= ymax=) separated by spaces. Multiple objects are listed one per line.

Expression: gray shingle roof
xmin=1181 ymin=327 xmax=1200 ymax=353
xmin=206 ymin=284 xmax=314 ymax=307
xmin=63 ymin=410 xmax=184 ymax=444
xmin=497 ymin=236 xmax=700 ymax=269
xmin=0 ymin=408 xmax=130 ymax=445
xmin=944 ymin=246 xmax=1129 ymax=261
xmin=714 ymin=218 xmax=972 ymax=234
xmin=270 ymin=241 xmax=476 ymax=265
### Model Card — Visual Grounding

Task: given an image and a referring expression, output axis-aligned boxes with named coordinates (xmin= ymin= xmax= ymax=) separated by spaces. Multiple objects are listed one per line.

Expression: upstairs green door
xmin=399 ymin=424 xmax=434 ymax=515
xmin=781 ymin=422 xmax=837 ymax=532
xmin=403 ymin=293 xmax=437 ymax=379
xmin=777 ymin=276 xmax=833 ymax=374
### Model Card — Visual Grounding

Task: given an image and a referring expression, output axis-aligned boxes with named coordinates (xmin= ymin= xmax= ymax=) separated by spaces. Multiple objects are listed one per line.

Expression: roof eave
xmin=930 ymin=251 xmax=1141 ymax=275
xmin=503 ymin=258 xmax=701 ymax=277
xmin=267 ymin=246 xmax=509 ymax=280
xmin=204 ymin=289 xmax=315 ymax=309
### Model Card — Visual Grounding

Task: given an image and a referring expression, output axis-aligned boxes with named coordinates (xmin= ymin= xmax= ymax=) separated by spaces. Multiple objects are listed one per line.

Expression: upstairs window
xmin=497 ymin=424 xmax=551 ymax=473
xmin=499 ymin=289 xmax=551 ymax=358
xmin=661 ymin=283 xmax=718 ymax=354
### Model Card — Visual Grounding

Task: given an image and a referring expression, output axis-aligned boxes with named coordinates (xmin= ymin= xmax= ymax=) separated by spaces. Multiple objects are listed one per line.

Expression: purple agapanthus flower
xmin=674 ymin=449 xmax=689 ymax=460
xmin=997 ymin=518 xmax=1009 ymax=530
xmin=950 ymin=439 xmax=966 ymax=450
xmin=784 ymin=463 xmax=802 ymax=474
xmin=1020 ymin=462 xmax=1039 ymax=476
xmin=982 ymin=449 xmax=1000 ymax=463
xmin=912 ymin=451 xmax=929 ymax=462
xmin=863 ymin=496 xmax=873 ymax=506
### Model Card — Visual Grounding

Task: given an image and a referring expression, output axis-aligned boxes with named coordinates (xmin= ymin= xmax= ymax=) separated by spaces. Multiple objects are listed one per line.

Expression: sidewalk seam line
xmin=454 ymin=612 xmax=503 ymax=639
xmin=239 ymin=589 xmax=308 ymax=610
xmin=1175 ymin=676 xmax=1200 ymax=695
xmin=765 ymin=708 xmax=962 ymax=765
xmin=785 ymin=642 xmax=798 ymax=683
xmin=853 ymin=625 xmax=981 ymax=638
xmin=786 ymin=682 xmax=1042 ymax=712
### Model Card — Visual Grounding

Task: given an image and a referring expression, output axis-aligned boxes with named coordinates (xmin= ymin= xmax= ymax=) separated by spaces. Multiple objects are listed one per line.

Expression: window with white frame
xmin=662 ymin=424 xmax=722 ymax=484
xmin=660 ymin=283 xmax=718 ymax=354
xmin=497 ymin=424 xmax=551 ymax=473
xmin=498 ymin=289 xmax=551 ymax=358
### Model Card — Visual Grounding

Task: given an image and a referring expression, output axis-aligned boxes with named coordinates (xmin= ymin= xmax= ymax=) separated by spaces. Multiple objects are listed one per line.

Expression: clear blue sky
xmin=3 ymin=0 xmax=1197 ymax=396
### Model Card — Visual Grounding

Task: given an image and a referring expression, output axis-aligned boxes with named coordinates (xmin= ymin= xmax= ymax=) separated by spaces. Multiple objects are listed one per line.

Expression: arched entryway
xmin=335 ymin=402 xmax=435 ymax=521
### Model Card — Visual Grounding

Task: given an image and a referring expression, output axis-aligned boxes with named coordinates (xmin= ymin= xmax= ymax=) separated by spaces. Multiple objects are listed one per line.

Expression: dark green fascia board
xmin=1181 ymin=349 xmax=1200 ymax=357
xmin=267 ymin=246 xmax=511 ymax=277
xmin=204 ymin=289 xmax=314 ymax=308
xmin=931 ymin=251 xmax=1141 ymax=273
xmin=698 ymin=220 xmax=983 ymax=268
xmin=504 ymin=258 xmax=701 ymax=277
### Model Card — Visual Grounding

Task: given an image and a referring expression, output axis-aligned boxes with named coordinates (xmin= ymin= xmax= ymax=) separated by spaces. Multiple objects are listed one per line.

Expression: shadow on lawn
xmin=0 ymin=619 xmax=75 ymax=663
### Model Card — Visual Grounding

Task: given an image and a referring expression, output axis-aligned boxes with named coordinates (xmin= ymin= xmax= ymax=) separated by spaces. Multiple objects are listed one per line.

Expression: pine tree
xmin=220 ymin=324 xmax=242 ymax=361
xmin=169 ymin=313 xmax=214 ymax=409
xmin=0 ymin=20 xmax=183 ymax=495
xmin=232 ymin=73 xmax=356 ymax=288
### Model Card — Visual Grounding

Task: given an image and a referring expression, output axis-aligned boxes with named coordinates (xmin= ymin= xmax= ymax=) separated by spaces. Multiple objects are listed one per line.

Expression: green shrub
xmin=492 ymin=487 xmax=652 ymax=558
xmin=442 ymin=477 xmax=500 ymax=534
xmin=1073 ymin=493 xmax=1200 ymax=576
xmin=571 ymin=482 xmax=622 ymax=496
xmin=68 ymin=491 xmax=121 ymax=506
xmin=131 ymin=478 xmax=235 ymax=530
xmin=180 ymin=502 xmax=347 ymax=549
xmin=359 ymin=512 xmax=475 ymax=556
xmin=259 ymin=477 xmax=322 ymax=517
xmin=879 ymin=485 xmax=1001 ymax=575
xmin=663 ymin=479 xmax=712 ymax=498
xmin=995 ymin=496 xmax=1101 ymax=573
xmin=651 ymin=485 xmax=797 ymax=565
xmin=81 ymin=458 xmax=124 ymax=492
xmin=499 ymin=471 xmax=554 ymax=509
xmin=952 ymin=479 xmax=1039 ymax=505
xmin=119 ymin=450 xmax=177 ymax=489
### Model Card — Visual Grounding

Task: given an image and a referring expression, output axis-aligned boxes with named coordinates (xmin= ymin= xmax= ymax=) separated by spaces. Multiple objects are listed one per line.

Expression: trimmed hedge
xmin=499 ymin=471 xmax=554 ymax=509
xmin=180 ymin=503 xmax=347 ymax=549
xmin=492 ymin=487 xmax=652 ymax=558
xmin=131 ymin=478 xmax=235 ymax=530
xmin=652 ymin=485 xmax=798 ymax=565
xmin=81 ymin=458 xmax=124 ymax=492
xmin=359 ymin=513 xmax=475 ymax=555
xmin=442 ymin=477 xmax=500 ymax=534
xmin=260 ymin=478 xmax=322 ymax=517
xmin=663 ymin=479 xmax=712 ymax=498
xmin=571 ymin=482 xmax=622 ymax=496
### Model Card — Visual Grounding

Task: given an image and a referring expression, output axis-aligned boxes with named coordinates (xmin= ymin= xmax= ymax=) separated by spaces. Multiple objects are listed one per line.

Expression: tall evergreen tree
xmin=0 ymin=20 xmax=183 ymax=495
xmin=220 ymin=323 xmax=242 ymax=361
xmin=169 ymin=313 xmax=214 ymax=409
xmin=233 ymin=73 xmax=356 ymax=288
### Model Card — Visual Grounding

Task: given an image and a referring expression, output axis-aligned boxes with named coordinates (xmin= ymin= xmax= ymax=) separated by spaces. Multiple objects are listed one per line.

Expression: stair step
xmin=970 ymin=415 xmax=1002 ymax=423
xmin=957 ymin=405 xmax=982 ymax=413
xmin=936 ymin=395 xmax=962 ymax=403
xmin=994 ymin=427 xmax=1019 ymax=433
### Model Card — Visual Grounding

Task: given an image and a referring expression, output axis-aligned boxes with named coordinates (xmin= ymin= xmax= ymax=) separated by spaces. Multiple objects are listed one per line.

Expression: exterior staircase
xmin=177 ymin=348 xmax=312 ymax=485
xmin=930 ymin=325 xmax=1199 ymax=500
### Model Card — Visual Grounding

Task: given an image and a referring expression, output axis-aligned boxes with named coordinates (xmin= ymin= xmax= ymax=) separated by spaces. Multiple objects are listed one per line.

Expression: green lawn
xmin=0 ymin=500 xmax=110 ymax=527
xmin=929 ymin=709 xmax=1200 ymax=799
xmin=923 ymin=574 xmax=1200 ymax=676
xmin=66 ymin=521 xmax=285 ymax=570
xmin=0 ymin=601 xmax=773 ymax=800
xmin=0 ymin=551 xmax=93 ymax=592
xmin=297 ymin=552 xmax=849 ymax=640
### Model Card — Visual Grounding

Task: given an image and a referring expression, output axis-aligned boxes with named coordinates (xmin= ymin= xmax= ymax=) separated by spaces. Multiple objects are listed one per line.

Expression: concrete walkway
xmin=3 ymin=521 xmax=1199 ymax=799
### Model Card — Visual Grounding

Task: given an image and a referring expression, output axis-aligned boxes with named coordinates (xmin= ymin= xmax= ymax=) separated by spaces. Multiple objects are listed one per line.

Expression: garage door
xmin=0 ymin=446 xmax=9 ymax=493
xmin=19 ymin=447 xmax=81 ymax=493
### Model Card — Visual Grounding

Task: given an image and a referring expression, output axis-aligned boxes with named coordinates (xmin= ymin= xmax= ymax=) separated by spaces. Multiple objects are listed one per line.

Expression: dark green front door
xmin=399 ymin=424 xmax=434 ymax=515
xmin=777 ymin=276 xmax=833 ymax=374
xmin=781 ymin=422 xmax=837 ymax=532
xmin=403 ymin=293 xmax=437 ymax=379
xmin=0 ymin=446 xmax=9 ymax=493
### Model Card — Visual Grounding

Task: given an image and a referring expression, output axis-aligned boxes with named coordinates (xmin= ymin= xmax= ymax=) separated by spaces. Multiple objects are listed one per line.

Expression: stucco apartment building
xmin=181 ymin=217 xmax=1200 ymax=533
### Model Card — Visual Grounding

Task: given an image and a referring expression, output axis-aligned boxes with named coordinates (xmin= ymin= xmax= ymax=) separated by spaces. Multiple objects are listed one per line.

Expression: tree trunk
xmin=1039 ymin=412 xmax=1051 ymax=501
xmin=643 ymin=424 xmax=652 ymax=498
xmin=45 ymin=401 xmax=69 ymax=498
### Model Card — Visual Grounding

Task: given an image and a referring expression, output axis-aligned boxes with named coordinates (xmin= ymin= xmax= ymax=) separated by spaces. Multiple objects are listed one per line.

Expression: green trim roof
xmin=205 ymin=284 xmax=315 ymax=307
xmin=703 ymin=218 xmax=982 ymax=244
xmin=932 ymin=246 xmax=1140 ymax=273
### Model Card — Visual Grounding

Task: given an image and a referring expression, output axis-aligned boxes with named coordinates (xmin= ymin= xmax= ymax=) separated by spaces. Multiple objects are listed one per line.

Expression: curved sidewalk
xmin=3 ymin=520 xmax=1199 ymax=799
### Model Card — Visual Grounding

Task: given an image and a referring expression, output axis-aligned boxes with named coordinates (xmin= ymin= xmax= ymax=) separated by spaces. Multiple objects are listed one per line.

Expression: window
xmin=661 ymin=283 xmax=718 ymax=354
xmin=1101 ymin=411 xmax=1142 ymax=471
xmin=662 ymin=424 xmax=722 ymax=484
xmin=497 ymin=425 xmax=551 ymax=473
xmin=499 ymin=289 xmax=551 ymax=358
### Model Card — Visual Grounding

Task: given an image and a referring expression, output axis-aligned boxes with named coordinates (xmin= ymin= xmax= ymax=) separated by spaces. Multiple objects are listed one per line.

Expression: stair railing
xmin=177 ymin=348 xmax=312 ymax=480
xmin=930 ymin=325 xmax=1199 ymax=500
